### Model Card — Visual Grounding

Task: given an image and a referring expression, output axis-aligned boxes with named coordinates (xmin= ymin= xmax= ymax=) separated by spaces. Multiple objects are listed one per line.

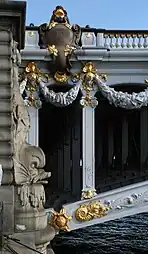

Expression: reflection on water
xmin=52 ymin=213 xmax=148 ymax=254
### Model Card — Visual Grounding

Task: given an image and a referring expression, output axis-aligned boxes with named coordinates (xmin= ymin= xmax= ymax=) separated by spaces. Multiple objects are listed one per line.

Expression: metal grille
xmin=95 ymin=84 xmax=148 ymax=193
xmin=39 ymin=89 xmax=82 ymax=210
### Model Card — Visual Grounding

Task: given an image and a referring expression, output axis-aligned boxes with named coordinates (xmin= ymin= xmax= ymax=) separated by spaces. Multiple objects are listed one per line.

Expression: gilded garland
xmin=19 ymin=62 xmax=148 ymax=110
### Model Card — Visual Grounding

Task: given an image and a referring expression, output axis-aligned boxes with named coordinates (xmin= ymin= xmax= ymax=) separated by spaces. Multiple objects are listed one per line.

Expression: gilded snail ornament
xmin=48 ymin=208 xmax=72 ymax=232
xmin=75 ymin=201 xmax=111 ymax=222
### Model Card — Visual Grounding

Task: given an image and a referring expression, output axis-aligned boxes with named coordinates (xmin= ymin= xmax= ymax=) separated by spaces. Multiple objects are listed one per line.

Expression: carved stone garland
xmin=97 ymin=79 xmax=148 ymax=109
xmin=39 ymin=79 xmax=81 ymax=107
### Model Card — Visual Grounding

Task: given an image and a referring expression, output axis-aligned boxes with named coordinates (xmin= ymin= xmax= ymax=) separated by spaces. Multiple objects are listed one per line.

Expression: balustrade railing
xmin=103 ymin=31 xmax=148 ymax=49
xmin=25 ymin=26 xmax=148 ymax=49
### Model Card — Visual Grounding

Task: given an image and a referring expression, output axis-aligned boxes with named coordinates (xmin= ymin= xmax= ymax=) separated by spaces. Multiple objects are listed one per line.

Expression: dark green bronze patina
xmin=38 ymin=6 xmax=81 ymax=75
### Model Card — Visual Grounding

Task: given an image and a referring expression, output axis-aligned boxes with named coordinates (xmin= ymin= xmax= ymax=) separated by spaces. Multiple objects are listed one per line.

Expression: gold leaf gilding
xmin=75 ymin=201 xmax=111 ymax=222
xmin=49 ymin=208 xmax=72 ymax=232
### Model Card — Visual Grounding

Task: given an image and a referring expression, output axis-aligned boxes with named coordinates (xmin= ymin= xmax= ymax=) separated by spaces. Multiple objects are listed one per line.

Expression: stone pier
xmin=0 ymin=1 xmax=55 ymax=253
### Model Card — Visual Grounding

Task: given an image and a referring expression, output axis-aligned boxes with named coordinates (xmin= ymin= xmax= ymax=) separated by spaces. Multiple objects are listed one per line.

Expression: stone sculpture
xmin=10 ymin=40 xmax=55 ymax=253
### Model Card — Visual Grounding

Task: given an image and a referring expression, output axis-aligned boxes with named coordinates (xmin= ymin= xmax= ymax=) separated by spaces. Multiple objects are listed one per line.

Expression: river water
xmin=52 ymin=213 xmax=148 ymax=254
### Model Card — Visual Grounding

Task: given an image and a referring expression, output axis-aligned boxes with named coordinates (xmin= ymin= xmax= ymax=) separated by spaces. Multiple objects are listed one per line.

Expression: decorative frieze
xmin=60 ymin=180 xmax=148 ymax=231
xmin=75 ymin=201 xmax=111 ymax=222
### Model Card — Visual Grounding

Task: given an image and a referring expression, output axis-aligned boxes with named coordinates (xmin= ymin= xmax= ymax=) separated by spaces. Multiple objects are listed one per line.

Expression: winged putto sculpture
xmin=38 ymin=6 xmax=82 ymax=76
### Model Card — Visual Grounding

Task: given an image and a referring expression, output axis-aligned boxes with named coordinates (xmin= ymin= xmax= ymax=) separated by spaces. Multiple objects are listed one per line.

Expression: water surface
xmin=52 ymin=214 xmax=148 ymax=254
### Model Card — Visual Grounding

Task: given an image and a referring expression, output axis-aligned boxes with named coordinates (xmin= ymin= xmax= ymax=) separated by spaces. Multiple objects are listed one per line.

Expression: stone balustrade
xmin=25 ymin=26 xmax=148 ymax=49
xmin=103 ymin=31 xmax=148 ymax=49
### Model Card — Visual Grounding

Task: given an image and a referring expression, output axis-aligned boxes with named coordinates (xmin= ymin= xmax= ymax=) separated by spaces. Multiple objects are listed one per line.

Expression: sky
xmin=21 ymin=0 xmax=148 ymax=30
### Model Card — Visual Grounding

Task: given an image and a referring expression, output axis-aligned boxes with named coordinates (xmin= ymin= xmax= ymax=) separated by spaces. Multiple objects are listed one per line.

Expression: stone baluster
xmin=104 ymin=34 xmax=109 ymax=48
xmin=138 ymin=34 xmax=142 ymax=48
xmin=126 ymin=34 xmax=131 ymax=48
xmin=132 ymin=34 xmax=137 ymax=48
xmin=143 ymin=34 xmax=148 ymax=48
xmin=96 ymin=32 xmax=104 ymax=47
xmin=115 ymin=34 xmax=120 ymax=48
xmin=109 ymin=34 xmax=115 ymax=48
xmin=121 ymin=34 xmax=126 ymax=48
xmin=89 ymin=31 xmax=148 ymax=49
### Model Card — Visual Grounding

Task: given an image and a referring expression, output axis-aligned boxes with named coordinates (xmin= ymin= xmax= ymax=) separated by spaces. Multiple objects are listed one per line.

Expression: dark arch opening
xmin=39 ymin=86 xmax=82 ymax=210
xmin=95 ymin=83 xmax=148 ymax=193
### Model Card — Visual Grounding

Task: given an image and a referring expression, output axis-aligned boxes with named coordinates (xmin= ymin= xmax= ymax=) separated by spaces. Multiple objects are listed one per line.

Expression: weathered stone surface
xmin=0 ymin=157 xmax=13 ymax=169
xmin=0 ymin=186 xmax=14 ymax=234
xmin=0 ymin=101 xmax=11 ymax=112
xmin=0 ymin=30 xmax=11 ymax=42
xmin=0 ymin=59 xmax=11 ymax=70
xmin=0 ymin=113 xmax=11 ymax=127
xmin=6 ymin=232 xmax=36 ymax=254
xmin=0 ymin=45 xmax=11 ymax=56
xmin=1 ymin=170 xmax=13 ymax=184
xmin=0 ymin=128 xmax=11 ymax=141
xmin=0 ymin=86 xmax=11 ymax=99
xmin=0 ymin=142 xmax=12 ymax=155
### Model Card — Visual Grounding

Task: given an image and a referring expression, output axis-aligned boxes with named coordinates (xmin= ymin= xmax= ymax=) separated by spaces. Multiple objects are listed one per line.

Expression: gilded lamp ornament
xmin=48 ymin=208 xmax=72 ymax=232
xmin=75 ymin=201 xmax=111 ymax=222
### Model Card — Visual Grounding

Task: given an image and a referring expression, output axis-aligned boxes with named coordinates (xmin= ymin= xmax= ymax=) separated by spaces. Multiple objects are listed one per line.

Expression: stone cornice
xmin=21 ymin=48 xmax=107 ymax=61
xmin=21 ymin=48 xmax=148 ymax=62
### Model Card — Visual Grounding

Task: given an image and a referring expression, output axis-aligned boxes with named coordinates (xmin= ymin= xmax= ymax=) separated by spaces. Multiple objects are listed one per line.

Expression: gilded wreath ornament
xmin=48 ymin=208 xmax=72 ymax=232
